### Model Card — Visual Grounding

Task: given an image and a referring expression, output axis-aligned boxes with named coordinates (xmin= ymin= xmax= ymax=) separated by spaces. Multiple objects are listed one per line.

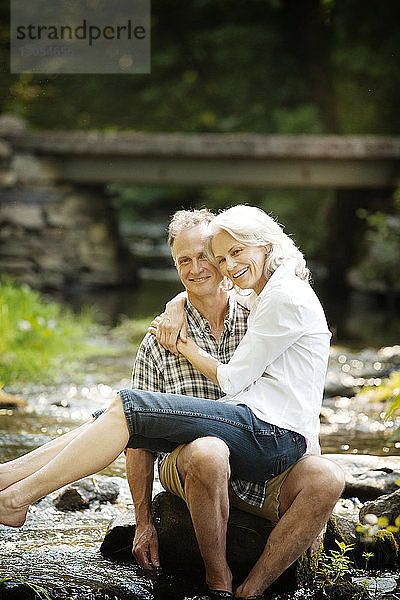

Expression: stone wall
xmin=0 ymin=185 xmax=136 ymax=290
xmin=0 ymin=116 xmax=136 ymax=290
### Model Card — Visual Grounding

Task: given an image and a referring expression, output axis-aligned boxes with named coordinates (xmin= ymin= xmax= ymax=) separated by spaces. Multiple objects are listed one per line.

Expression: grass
xmin=0 ymin=573 xmax=52 ymax=599
xmin=0 ymin=278 xmax=110 ymax=387
xmin=110 ymin=315 xmax=152 ymax=347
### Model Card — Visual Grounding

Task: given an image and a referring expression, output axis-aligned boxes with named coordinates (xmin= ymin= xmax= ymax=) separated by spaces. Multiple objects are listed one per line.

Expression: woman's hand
xmin=148 ymin=294 xmax=188 ymax=355
xmin=176 ymin=337 xmax=219 ymax=385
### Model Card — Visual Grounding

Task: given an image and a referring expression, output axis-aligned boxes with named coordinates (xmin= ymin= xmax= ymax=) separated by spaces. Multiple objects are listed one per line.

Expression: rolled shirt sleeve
xmin=217 ymin=291 xmax=305 ymax=397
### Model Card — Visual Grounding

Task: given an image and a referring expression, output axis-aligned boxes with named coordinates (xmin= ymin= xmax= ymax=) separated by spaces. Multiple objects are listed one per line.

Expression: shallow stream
xmin=1 ymin=349 xmax=400 ymax=599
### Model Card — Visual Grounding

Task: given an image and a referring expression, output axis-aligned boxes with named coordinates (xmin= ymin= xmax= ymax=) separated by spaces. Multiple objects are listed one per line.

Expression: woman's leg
xmin=0 ymin=395 xmax=129 ymax=528
xmin=0 ymin=421 xmax=93 ymax=491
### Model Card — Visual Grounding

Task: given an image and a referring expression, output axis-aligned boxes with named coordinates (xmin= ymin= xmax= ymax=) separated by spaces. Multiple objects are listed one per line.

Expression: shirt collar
xmin=251 ymin=259 xmax=298 ymax=305
xmin=186 ymin=293 xmax=238 ymax=334
xmin=185 ymin=301 xmax=209 ymax=331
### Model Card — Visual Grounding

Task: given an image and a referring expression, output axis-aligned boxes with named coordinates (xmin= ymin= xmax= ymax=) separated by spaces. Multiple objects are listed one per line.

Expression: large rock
xmin=324 ymin=454 xmax=400 ymax=501
xmin=360 ymin=488 xmax=400 ymax=524
xmin=53 ymin=476 xmax=119 ymax=511
xmin=100 ymin=512 xmax=136 ymax=557
xmin=101 ymin=491 xmax=317 ymax=592
xmin=0 ymin=113 xmax=27 ymax=136
xmin=325 ymin=512 xmax=399 ymax=568
xmin=0 ymin=201 xmax=45 ymax=230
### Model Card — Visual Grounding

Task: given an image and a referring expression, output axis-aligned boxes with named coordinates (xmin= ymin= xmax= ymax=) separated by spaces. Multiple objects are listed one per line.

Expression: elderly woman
xmin=0 ymin=206 xmax=331 ymax=600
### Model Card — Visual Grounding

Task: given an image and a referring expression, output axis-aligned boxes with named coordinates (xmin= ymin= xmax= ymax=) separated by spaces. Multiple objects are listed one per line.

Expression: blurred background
xmin=1 ymin=4 xmax=400 ymax=596
xmin=1 ymin=0 xmax=400 ymax=347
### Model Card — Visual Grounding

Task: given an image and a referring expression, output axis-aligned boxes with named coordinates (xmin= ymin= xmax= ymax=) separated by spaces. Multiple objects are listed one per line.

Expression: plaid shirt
xmin=131 ymin=294 xmax=268 ymax=508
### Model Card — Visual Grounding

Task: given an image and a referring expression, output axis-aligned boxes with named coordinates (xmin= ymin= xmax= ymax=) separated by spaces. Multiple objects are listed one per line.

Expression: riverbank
xmin=0 ymin=278 xmax=111 ymax=388
xmin=1 ymin=342 xmax=399 ymax=599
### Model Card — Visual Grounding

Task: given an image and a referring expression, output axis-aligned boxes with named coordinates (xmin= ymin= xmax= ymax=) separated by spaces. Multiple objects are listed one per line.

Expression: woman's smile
xmin=232 ymin=266 xmax=249 ymax=279
xmin=211 ymin=230 xmax=268 ymax=294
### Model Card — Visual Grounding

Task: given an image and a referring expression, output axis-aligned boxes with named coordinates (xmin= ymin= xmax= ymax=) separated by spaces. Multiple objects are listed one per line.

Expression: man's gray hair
xmin=168 ymin=208 xmax=215 ymax=249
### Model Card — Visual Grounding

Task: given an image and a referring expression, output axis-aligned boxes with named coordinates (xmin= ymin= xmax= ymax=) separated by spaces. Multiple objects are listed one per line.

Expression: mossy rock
xmin=314 ymin=580 xmax=370 ymax=600
xmin=324 ymin=515 xmax=398 ymax=568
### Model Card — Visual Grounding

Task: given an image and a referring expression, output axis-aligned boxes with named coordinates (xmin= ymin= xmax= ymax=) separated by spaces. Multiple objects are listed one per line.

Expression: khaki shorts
xmin=159 ymin=444 xmax=306 ymax=523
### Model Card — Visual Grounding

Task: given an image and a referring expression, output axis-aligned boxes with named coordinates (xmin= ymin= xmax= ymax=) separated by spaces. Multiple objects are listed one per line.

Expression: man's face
xmin=172 ymin=225 xmax=223 ymax=299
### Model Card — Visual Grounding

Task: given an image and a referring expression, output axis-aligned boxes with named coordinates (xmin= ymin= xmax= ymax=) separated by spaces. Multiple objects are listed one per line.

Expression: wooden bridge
xmin=0 ymin=116 xmax=399 ymax=290
xmin=2 ymin=129 xmax=400 ymax=188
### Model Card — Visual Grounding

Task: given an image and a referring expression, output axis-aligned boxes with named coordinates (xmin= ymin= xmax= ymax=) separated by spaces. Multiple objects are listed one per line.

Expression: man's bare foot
xmin=234 ymin=581 xmax=265 ymax=599
xmin=0 ymin=488 xmax=29 ymax=527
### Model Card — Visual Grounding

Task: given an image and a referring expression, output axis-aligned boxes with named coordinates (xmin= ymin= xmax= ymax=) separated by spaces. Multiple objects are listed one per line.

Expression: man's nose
xmin=191 ymin=258 xmax=203 ymax=273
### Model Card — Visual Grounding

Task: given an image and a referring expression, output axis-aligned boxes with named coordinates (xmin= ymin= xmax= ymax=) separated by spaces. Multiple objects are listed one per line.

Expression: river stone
xmin=324 ymin=454 xmax=400 ymax=501
xmin=53 ymin=476 xmax=119 ymax=511
xmin=101 ymin=491 xmax=317 ymax=591
xmin=0 ymin=113 xmax=27 ymax=136
xmin=360 ymin=489 xmax=400 ymax=530
xmin=0 ymin=387 xmax=26 ymax=409
xmin=100 ymin=512 xmax=136 ymax=557
xmin=0 ymin=138 xmax=11 ymax=159
xmin=0 ymin=581 xmax=37 ymax=600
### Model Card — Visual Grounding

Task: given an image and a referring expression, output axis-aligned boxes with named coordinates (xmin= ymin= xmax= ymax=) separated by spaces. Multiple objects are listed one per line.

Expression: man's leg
xmin=126 ymin=448 xmax=161 ymax=570
xmin=176 ymin=436 xmax=233 ymax=593
xmin=234 ymin=456 xmax=345 ymax=599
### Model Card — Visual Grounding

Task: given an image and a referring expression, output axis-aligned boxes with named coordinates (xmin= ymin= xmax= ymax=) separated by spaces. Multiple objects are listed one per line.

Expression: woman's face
xmin=211 ymin=230 xmax=268 ymax=295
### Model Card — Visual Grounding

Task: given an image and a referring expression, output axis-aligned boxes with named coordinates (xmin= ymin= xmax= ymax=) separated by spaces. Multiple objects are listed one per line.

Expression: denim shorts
xmin=119 ymin=389 xmax=306 ymax=482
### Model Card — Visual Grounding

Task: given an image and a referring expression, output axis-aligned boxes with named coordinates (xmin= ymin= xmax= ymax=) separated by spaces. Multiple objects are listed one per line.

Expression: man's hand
xmin=132 ymin=522 xmax=161 ymax=571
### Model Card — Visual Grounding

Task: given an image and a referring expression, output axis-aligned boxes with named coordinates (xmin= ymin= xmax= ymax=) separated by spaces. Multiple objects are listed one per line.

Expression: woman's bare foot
xmin=0 ymin=488 xmax=30 ymax=527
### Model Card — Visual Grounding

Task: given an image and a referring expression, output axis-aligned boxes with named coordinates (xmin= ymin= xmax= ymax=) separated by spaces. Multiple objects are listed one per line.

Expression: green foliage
xmin=1 ymin=1 xmax=399 ymax=134
xmin=357 ymin=195 xmax=400 ymax=291
xmin=357 ymin=370 xmax=400 ymax=442
xmin=359 ymin=370 xmax=400 ymax=406
xmin=316 ymin=542 xmax=375 ymax=600
xmin=0 ymin=278 xmax=103 ymax=386
xmin=317 ymin=541 xmax=355 ymax=587
xmin=107 ymin=184 xmax=202 ymax=221
xmin=357 ymin=369 xmax=400 ymax=441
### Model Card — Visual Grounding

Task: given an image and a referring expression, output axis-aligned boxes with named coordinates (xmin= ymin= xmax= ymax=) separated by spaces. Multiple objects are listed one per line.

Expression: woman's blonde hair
xmin=205 ymin=205 xmax=309 ymax=281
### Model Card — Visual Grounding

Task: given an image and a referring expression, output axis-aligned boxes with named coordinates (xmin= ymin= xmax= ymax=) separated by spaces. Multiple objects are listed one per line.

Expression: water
xmin=0 ymin=367 xmax=208 ymax=600
xmin=1 ymin=334 xmax=400 ymax=598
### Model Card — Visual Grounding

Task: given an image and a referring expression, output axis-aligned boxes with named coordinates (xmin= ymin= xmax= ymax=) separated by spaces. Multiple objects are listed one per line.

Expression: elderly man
xmin=126 ymin=209 xmax=344 ymax=599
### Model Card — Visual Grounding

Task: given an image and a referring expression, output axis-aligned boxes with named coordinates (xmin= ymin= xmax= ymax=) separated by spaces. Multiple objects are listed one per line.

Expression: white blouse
xmin=216 ymin=260 xmax=331 ymax=455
